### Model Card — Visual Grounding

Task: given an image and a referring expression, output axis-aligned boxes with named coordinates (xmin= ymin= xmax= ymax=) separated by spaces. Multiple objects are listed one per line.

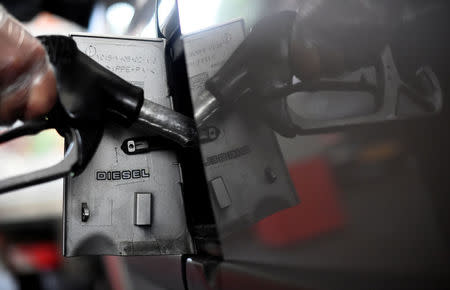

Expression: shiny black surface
xmin=179 ymin=1 xmax=450 ymax=289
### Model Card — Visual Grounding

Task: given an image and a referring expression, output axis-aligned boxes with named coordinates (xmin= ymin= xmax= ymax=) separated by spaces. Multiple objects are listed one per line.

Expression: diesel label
xmin=96 ymin=169 xmax=150 ymax=181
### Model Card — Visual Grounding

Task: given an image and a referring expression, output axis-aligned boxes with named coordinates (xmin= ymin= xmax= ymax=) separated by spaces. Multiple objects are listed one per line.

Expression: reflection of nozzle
xmin=202 ymin=11 xmax=298 ymax=123
xmin=193 ymin=90 xmax=220 ymax=126
xmin=205 ymin=61 xmax=252 ymax=106
xmin=202 ymin=11 xmax=443 ymax=136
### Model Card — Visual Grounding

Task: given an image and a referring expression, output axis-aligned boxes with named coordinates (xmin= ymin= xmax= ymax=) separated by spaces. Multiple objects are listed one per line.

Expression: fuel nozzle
xmin=0 ymin=35 xmax=198 ymax=194
xmin=39 ymin=35 xmax=197 ymax=147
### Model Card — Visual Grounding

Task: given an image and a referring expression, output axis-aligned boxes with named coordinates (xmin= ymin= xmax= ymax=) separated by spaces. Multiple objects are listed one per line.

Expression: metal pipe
xmin=137 ymin=99 xmax=198 ymax=147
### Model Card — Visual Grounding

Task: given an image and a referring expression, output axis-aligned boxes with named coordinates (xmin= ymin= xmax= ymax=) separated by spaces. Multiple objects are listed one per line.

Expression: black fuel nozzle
xmin=39 ymin=35 xmax=144 ymax=127
xmin=0 ymin=35 xmax=198 ymax=194
xmin=39 ymin=35 xmax=197 ymax=147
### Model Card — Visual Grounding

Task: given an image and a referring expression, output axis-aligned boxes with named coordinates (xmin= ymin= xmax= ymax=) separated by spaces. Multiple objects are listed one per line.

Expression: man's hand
xmin=0 ymin=5 xmax=57 ymax=123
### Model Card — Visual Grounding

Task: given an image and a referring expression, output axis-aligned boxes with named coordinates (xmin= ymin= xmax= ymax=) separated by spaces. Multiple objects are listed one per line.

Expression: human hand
xmin=0 ymin=5 xmax=57 ymax=123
